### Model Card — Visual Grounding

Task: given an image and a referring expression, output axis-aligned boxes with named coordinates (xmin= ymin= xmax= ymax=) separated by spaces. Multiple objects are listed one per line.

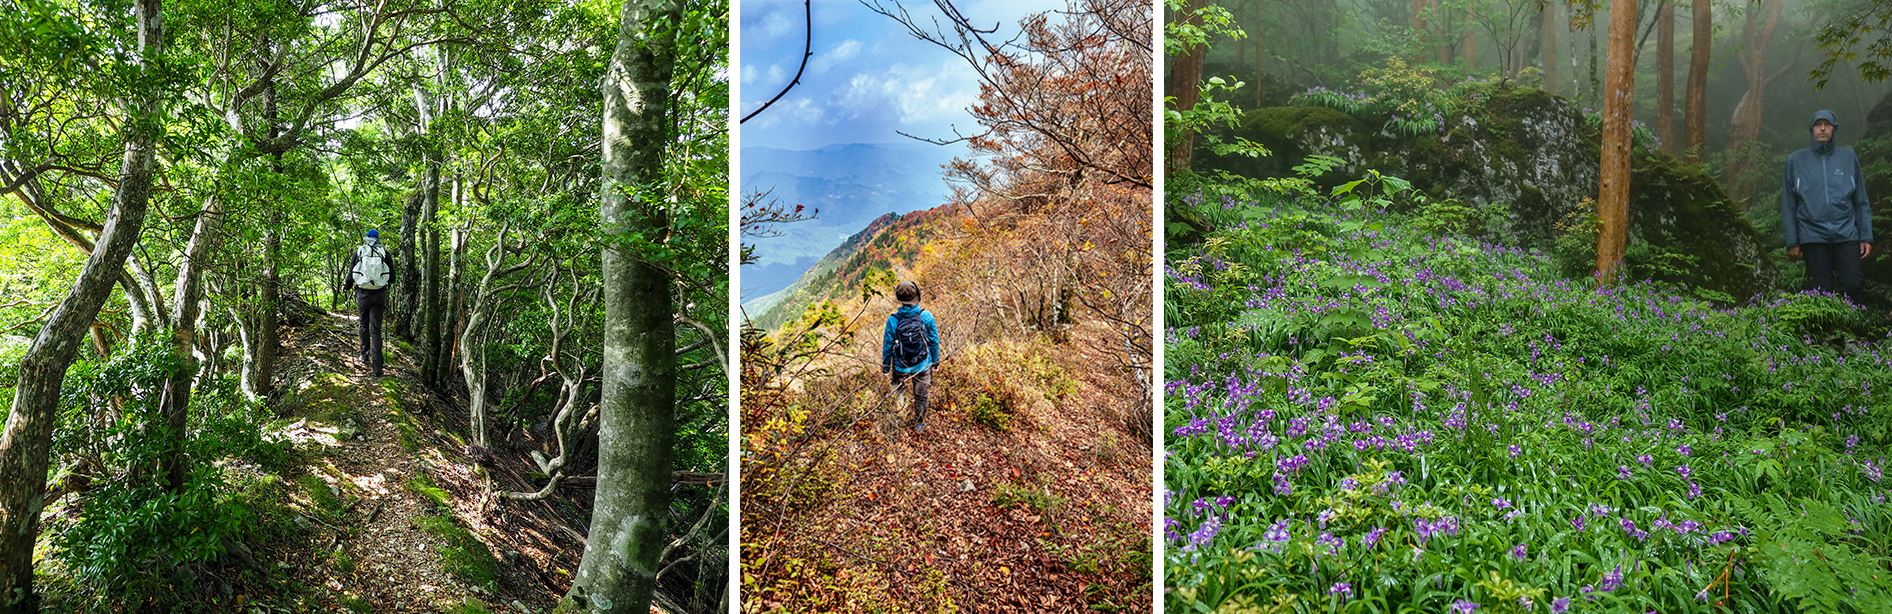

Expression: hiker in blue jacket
xmin=1782 ymin=110 xmax=1875 ymax=304
xmin=882 ymin=280 xmax=940 ymax=433
xmin=341 ymin=230 xmax=396 ymax=377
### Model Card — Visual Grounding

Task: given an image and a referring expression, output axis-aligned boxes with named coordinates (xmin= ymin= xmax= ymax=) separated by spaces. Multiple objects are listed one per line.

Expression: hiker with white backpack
xmin=881 ymin=280 xmax=940 ymax=434
xmin=342 ymin=229 xmax=397 ymax=377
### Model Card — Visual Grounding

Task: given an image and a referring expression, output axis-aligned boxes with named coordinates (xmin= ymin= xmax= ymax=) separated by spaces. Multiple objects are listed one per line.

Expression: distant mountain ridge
xmin=740 ymin=142 xmax=962 ymax=300
xmin=747 ymin=202 xmax=962 ymax=330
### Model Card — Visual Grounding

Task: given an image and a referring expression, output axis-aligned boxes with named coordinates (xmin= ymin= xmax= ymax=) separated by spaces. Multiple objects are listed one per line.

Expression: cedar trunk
xmin=1165 ymin=0 xmax=1207 ymax=174
xmin=1684 ymin=0 xmax=1710 ymax=163
xmin=0 ymin=1 xmax=162 ymax=607
xmin=1596 ymin=0 xmax=1638 ymax=284
xmin=558 ymin=0 xmax=681 ymax=611
xmin=1543 ymin=2 xmax=1558 ymax=94
xmin=1657 ymin=1 xmax=1675 ymax=154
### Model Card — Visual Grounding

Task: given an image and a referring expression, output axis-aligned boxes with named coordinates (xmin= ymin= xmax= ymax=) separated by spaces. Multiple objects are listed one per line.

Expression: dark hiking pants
xmin=1803 ymin=241 xmax=1864 ymax=304
xmin=356 ymin=287 xmax=387 ymax=376
xmin=893 ymin=369 xmax=932 ymax=426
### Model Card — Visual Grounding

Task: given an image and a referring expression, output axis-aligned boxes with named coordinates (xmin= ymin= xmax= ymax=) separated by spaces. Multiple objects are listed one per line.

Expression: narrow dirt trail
xmin=271 ymin=312 xmax=560 ymax=613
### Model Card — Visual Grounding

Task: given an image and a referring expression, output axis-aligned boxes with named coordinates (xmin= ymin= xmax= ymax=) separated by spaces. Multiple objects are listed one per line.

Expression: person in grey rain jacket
xmin=882 ymin=281 xmax=939 ymax=433
xmin=1782 ymin=110 xmax=1875 ymax=303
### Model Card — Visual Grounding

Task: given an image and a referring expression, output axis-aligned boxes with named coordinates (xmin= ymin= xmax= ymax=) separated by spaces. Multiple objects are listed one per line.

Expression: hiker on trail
xmin=342 ymin=229 xmax=396 ymax=377
xmin=882 ymin=280 xmax=939 ymax=433
xmin=1783 ymin=110 xmax=1874 ymax=304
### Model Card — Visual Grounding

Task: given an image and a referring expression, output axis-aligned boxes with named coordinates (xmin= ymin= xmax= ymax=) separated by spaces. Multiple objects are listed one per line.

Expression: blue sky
xmin=738 ymin=0 xmax=1065 ymax=152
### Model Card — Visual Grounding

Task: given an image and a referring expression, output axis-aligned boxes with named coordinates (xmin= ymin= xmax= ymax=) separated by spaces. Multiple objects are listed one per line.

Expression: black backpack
xmin=892 ymin=310 xmax=930 ymax=369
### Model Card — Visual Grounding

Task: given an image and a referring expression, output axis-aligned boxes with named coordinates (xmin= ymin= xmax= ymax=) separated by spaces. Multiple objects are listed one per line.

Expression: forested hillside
xmin=740 ymin=1 xmax=1154 ymax=611
xmin=0 ymin=1 xmax=726 ymax=612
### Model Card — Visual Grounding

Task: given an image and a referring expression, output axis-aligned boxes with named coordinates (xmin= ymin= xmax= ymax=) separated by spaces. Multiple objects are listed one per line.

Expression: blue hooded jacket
xmin=882 ymin=304 xmax=939 ymax=374
xmin=1781 ymin=110 xmax=1875 ymax=247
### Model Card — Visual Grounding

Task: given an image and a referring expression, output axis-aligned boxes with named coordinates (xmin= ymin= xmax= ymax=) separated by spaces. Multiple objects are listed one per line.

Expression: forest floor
xmin=744 ymin=320 xmax=1152 ymax=613
xmin=248 ymin=311 xmax=597 ymax=613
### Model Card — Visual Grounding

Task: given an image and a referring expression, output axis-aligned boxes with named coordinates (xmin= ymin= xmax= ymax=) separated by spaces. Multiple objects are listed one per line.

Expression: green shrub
xmin=968 ymin=392 xmax=1012 ymax=431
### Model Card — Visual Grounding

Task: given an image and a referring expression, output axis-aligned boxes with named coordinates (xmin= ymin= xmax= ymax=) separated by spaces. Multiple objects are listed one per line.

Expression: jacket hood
xmin=363 ymin=236 xmax=381 ymax=248
xmin=1810 ymin=110 xmax=1840 ymax=154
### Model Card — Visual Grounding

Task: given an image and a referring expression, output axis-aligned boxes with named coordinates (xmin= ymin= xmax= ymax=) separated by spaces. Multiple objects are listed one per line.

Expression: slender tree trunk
xmin=253 ymin=67 xmax=285 ymax=401
xmin=1657 ymin=0 xmax=1675 ymax=154
xmin=1463 ymin=5 xmax=1476 ymax=69
xmin=157 ymin=195 xmax=222 ymax=492
xmin=441 ymin=221 xmax=465 ymax=392
xmin=559 ymin=1 xmax=681 ymax=611
xmin=1435 ymin=0 xmax=1448 ymax=65
xmin=1588 ymin=24 xmax=1600 ymax=105
xmin=1685 ymin=0 xmax=1711 ymax=163
xmin=0 ymin=1 xmax=162 ymax=607
xmin=1165 ymin=0 xmax=1207 ymax=174
xmin=395 ymin=189 xmax=421 ymax=339
xmin=1412 ymin=0 xmax=1428 ymax=64
xmin=1543 ymin=2 xmax=1559 ymax=94
xmin=418 ymin=149 xmax=442 ymax=387
xmin=1596 ymin=0 xmax=1638 ymax=284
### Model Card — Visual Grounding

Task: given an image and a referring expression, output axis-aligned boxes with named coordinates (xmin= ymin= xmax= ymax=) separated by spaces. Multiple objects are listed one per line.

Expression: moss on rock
xmin=1201 ymin=82 xmax=1771 ymax=303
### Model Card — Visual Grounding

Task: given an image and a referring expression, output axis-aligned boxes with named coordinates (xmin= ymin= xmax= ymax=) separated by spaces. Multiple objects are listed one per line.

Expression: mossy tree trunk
xmin=1685 ymin=0 xmax=1709 ymax=163
xmin=558 ymin=0 xmax=681 ymax=611
xmin=1596 ymin=0 xmax=1638 ymax=284
xmin=0 ymin=1 xmax=163 ymax=607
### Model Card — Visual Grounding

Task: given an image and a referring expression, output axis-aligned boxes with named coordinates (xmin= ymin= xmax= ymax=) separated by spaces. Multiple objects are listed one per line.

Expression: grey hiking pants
xmin=892 ymin=369 xmax=932 ymax=424
xmin=356 ymin=287 xmax=387 ymax=376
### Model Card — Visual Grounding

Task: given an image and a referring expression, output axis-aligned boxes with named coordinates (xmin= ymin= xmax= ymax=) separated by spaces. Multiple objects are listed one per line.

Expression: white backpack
xmin=351 ymin=243 xmax=391 ymax=290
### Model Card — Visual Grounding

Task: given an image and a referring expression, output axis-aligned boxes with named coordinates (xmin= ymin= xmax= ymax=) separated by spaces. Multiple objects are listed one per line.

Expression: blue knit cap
xmin=366 ymin=229 xmax=378 ymax=239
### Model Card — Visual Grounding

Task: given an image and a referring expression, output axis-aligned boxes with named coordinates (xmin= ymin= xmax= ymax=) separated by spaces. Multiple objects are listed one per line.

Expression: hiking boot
xmin=913 ymin=418 xmax=928 ymax=434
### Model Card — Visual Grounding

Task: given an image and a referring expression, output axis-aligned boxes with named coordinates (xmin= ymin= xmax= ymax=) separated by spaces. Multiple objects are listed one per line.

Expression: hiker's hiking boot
xmin=913 ymin=418 xmax=928 ymax=434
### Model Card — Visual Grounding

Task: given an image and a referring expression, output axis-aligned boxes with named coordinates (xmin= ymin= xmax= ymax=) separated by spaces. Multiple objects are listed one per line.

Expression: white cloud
xmin=741 ymin=64 xmax=759 ymax=85
xmin=831 ymin=60 xmax=979 ymax=126
xmin=809 ymin=39 xmax=862 ymax=75
xmin=763 ymin=10 xmax=794 ymax=39
xmin=766 ymin=64 xmax=786 ymax=86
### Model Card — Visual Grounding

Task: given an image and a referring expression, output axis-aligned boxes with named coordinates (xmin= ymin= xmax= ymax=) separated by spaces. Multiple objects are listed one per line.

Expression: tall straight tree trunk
xmin=1413 ymin=0 xmax=1428 ymax=64
xmin=560 ymin=0 xmax=681 ymax=611
xmin=1596 ymin=0 xmax=1638 ymax=284
xmin=1685 ymin=0 xmax=1710 ymax=163
xmin=1543 ymin=2 xmax=1559 ymax=94
xmin=0 ymin=1 xmax=162 ymax=607
xmin=253 ymin=66 xmax=286 ymax=401
xmin=418 ymin=150 xmax=442 ymax=387
xmin=1463 ymin=5 xmax=1476 ymax=69
xmin=1589 ymin=24 xmax=1600 ymax=105
xmin=1657 ymin=1 xmax=1676 ymax=154
xmin=1165 ymin=0 xmax=1207 ymax=174
xmin=441 ymin=218 xmax=466 ymax=392
xmin=395 ymin=189 xmax=422 ymax=340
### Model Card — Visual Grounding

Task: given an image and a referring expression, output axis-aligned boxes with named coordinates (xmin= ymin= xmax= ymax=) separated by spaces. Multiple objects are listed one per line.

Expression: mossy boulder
xmin=1839 ymin=103 xmax=1892 ymax=307
xmin=1200 ymin=83 xmax=1772 ymax=302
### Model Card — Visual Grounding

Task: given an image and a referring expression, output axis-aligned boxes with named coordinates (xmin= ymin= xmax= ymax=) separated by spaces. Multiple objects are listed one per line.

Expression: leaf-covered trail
xmin=269 ymin=312 xmax=579 ymax=613
xmin=749 ymin=320 xmax=1152 ymax=613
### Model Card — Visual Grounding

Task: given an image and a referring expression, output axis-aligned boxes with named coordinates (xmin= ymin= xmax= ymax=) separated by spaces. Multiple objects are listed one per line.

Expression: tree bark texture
xmin=1165 ymin=0 xmax=1207 ymax=174
xmin=1657 ymin=0 xmax=1675 ymax=154
xmin=419 ymin=149 xmax=442 ymax=388
xmin=1685 ymin=0 xmax=1709 ymax=163
xmin=559 ymin=0 xmax=681 ymax=612
xmin=0 ymin=1 xmax=162 ymax=607
xmin=395 ymin=189 xmax=421 ymax=340
xmin=1596 ymin=0 xmax=1638 ymax=285
xmin=158 ymin=196 xmax=222 ymax=492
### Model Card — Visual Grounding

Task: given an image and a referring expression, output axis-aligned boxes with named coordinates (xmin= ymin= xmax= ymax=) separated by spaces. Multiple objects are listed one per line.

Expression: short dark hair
xmin=895 ymin=281 xmax=921 ymax=303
